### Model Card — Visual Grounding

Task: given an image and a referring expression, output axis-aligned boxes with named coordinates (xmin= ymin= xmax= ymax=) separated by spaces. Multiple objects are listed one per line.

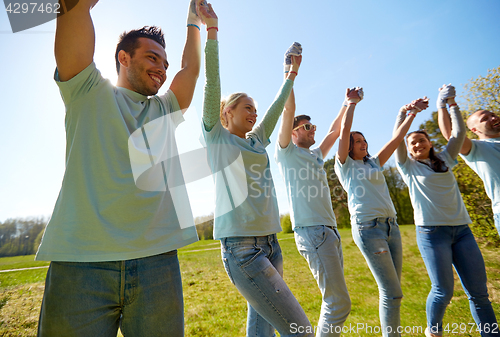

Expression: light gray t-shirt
xmin=36 ymin=62 xmax=198 ymax=262
xmin=462 ymin=138 xmax=500 ymax=214
xmin=275 ymin=142 xmax=336 ymax=230
xmin=397 ymin=149 xmax=471 ymax=226
xmin=335 ymin=155 xmax=396 ymax=223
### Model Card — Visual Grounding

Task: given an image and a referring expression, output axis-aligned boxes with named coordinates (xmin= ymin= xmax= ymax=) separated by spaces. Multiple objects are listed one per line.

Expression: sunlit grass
xmin=1 ymin=225 xmax=499 ymax=336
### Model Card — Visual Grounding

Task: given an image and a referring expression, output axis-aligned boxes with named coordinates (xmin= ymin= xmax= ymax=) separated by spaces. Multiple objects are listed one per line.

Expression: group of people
xmin=35 ymin=0 xmax=500 ymax=336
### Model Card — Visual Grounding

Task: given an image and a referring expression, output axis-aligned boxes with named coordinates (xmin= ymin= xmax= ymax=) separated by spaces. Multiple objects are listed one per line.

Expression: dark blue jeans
xmin=38 ymin=251 xmax=184 ymax=337
xmin=416 ymin=225 xmax=498 ymax=336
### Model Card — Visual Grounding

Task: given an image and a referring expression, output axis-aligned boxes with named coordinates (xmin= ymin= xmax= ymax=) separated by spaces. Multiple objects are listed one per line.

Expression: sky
xmin=0 ymin=0 xmax=499 ymax=222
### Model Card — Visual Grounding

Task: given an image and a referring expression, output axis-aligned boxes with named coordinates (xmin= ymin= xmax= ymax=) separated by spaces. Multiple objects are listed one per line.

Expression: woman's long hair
xmin=406 ymin=130 xmax=448 ymax=173
xmin=348 ymin=131 xmax=370 ymax=162
xmin=220 ymin=93 xmax=251 ymax=128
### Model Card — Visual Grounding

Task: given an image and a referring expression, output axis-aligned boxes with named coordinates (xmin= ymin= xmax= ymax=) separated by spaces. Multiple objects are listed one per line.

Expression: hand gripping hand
xmin=437 ymin=84 xmax=456 ymax=109
xmin=284 ymin=42 xmax=302 ymax=72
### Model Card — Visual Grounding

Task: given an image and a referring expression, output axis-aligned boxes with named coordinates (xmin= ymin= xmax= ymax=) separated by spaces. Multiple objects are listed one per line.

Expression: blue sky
xmin=1 ymin=0 xmax=499 ymax=222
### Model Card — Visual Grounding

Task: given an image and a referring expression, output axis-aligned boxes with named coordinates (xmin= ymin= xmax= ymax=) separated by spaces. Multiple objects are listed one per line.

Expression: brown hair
xmin=406 ymin=130 xmax=448 ymax=173
xmin=293 ymin=115 xmax=311 ymax=129
xmin=348 ymin=131 xmax=370 ymax=162
xmin=115 ymin=26 xmax=166 ymax=74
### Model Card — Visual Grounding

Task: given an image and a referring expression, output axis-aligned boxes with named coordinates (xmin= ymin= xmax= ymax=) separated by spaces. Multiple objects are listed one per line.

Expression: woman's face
xmin=227 ymin=97 xmax=257 ymax=137
xmin=351 ymin=133 xmax=368 ymax=160
xmin=407 ymin=133 xmax=432 ymax=160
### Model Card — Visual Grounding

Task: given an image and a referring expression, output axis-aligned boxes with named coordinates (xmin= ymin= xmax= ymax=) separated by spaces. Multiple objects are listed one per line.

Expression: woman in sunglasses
xmin=335 ymin=89 xmax=429 ymax=337
xmin=395 ymin=85 xmax=498 ymax=337
xmin=198 ymin=5 xmax=313 ymax=336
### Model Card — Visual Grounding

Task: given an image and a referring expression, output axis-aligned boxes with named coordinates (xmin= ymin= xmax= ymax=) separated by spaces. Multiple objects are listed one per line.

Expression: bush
xmin=280 ymin=214 xmax=293 ymax=234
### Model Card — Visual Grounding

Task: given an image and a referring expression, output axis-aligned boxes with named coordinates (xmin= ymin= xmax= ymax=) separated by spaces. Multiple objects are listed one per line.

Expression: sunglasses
xmin=293 ymin=123 xmax=316 ymax=131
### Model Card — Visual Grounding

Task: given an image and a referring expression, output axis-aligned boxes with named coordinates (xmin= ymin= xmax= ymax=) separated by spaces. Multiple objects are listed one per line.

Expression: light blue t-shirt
xmin=202 ymin=120 xmax=281 ymax=239
xmin=396 ymin=149 xmax=471 ymax=226
xmin=462 ymin=138 xmax=500 ymax=214
xmin=36 ymin=62 xmax=198 ymax=262
xmin=275 ymin=142 xmax=336 ymax=230
xmin=335 ymin=155 xmax=396 ymax=223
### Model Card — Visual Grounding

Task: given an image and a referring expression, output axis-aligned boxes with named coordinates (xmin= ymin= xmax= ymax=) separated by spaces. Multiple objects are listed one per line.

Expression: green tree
xmin=383 ymin=166 xmax=414 ymax=225
xmin=462 ymin=66 xmax=500 ymax=114
xmin=324 ymin=158 xmax=350 ymax=228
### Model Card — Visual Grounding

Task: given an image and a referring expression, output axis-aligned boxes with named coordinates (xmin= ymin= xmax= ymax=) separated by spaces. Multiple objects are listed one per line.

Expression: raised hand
xmin=199 ymin=1 xmax=218 ymax=28
xmin=404 ymin=97 xmax=429 ymax=114
xmin=187 ymin=0 xmax=204 ymax=27
xmin=346 ymin=87 xmax=363 ymax=104
xmin=289 ymin=55 xmax=302 ymax=74
xmin=284 ymin=42 xmax=302 ymax=72
xmin=437 ymin=84 xmax=456 ymax=109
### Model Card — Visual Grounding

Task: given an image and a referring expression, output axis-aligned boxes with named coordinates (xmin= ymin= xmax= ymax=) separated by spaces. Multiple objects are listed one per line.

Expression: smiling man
xmin=35 ymin=0 xmax=207 ymax=336
xmin=438 ymin=84 xmax=500 ymax=237
xmin=275 ymin=67 xmax=351 ymax=335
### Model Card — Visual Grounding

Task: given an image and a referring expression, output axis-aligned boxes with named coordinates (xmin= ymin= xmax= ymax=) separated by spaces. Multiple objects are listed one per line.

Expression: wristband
xmin=289 ymin=71 xmax=298 ymax=76
xmin=449 ymin=103 xmax=457 ymax=107
xmin=207 ymin=26 xmax=218 ymax=31
xmin=348 ymin=102 xmax=357 ymax=105
xmin=407 ymin=112 xmax=416 ymax=117
xmin=187 ymin=23 xmax=200 ymax=30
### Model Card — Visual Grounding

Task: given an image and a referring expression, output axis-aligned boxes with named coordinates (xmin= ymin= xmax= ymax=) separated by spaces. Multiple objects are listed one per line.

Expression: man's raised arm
xmin=55 ymin=0 xmax=98 ymax=81
xmin=169 ymin=0 xmax=204 ymax=111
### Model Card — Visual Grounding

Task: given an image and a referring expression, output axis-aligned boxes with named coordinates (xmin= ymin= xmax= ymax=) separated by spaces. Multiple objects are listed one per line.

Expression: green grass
xmin=1 ymin=225 xmax=499 ymax=336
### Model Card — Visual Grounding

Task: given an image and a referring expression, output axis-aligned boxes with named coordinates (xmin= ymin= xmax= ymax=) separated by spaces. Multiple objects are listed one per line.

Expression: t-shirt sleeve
xmin=334 ymin=154 xmax=350 ymax=182
xmin=159 ymin=89 xmax=184 ymax=128
xmin=248 ymin=124 xmax=270 ymax=148
xmin=202 ymin=118 xmax=224 ymax=145
xmin=395 ymin=156 xmax=411 ymax=184
xmin=275 ymin=140 xmax=294 ymax=163
xmin=312 ymin=147 xmax=323 ymax=160
xmin=462 ymin=139 xmax=479 ymax=161
xmin=439 ymin=149 xmax=457 ymax=170
xmin=54 ymin=62 xmax=104 ymax=106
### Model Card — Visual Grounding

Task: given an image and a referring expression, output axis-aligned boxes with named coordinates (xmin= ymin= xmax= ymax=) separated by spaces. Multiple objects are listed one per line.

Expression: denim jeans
xmin=37 ymin=250 xmax=184 ymax=337
xmin=495 ymin=213 xmax=500 ymax=237
xmin=294 ymin=226 xmax=351 ymax=337
xmin=416 ymin=225 xmax=498 ymax=337
xmin=221 ymin=234 xmax=313 ymax=337
xmin=352 ymin=218 xmax=403 ymax=337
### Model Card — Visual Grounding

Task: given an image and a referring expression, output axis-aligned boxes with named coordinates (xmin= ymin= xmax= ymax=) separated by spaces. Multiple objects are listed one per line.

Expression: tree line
xmin=0 ymin=217 xmax=47 ymax=257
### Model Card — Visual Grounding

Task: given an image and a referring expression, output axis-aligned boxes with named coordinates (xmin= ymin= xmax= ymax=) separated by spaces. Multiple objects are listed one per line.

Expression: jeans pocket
xmin=295 ymin=226 xmax=326 ymax=251
xmin=418 ymin=226 xmax=437 ymax=234
xmin=229 ymin=244 xmax=264 ymax=268
xmin=357 ymin=219 xmax=377 ymax=231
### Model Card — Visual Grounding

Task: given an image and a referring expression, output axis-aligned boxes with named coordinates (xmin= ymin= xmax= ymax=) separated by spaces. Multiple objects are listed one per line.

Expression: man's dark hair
xmin=293 ymin=115 xmax=311 ymax=129
xmin=115 ymin=26 xmax=166 ymax=74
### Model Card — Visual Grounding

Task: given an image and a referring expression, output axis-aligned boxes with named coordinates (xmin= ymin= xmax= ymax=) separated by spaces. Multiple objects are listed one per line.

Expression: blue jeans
xmin=221 ymin=234 xmax=313 ymax=337
xmin=416 ymin=225 xmax=498 ymax=337
xmin=294 ymin=226 xmax=351 ymax=337
xmin=37 ymin=251 xmax=184 ymax=337
xmin=495 ymin=213 xmax=500 ymax=237
xmin=352 ymin=218 xmax=403 ymax=337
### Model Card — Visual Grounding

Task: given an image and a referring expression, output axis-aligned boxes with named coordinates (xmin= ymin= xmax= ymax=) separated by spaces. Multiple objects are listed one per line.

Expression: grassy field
xmin=1 ymin=225 xmax=499 ymax=336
